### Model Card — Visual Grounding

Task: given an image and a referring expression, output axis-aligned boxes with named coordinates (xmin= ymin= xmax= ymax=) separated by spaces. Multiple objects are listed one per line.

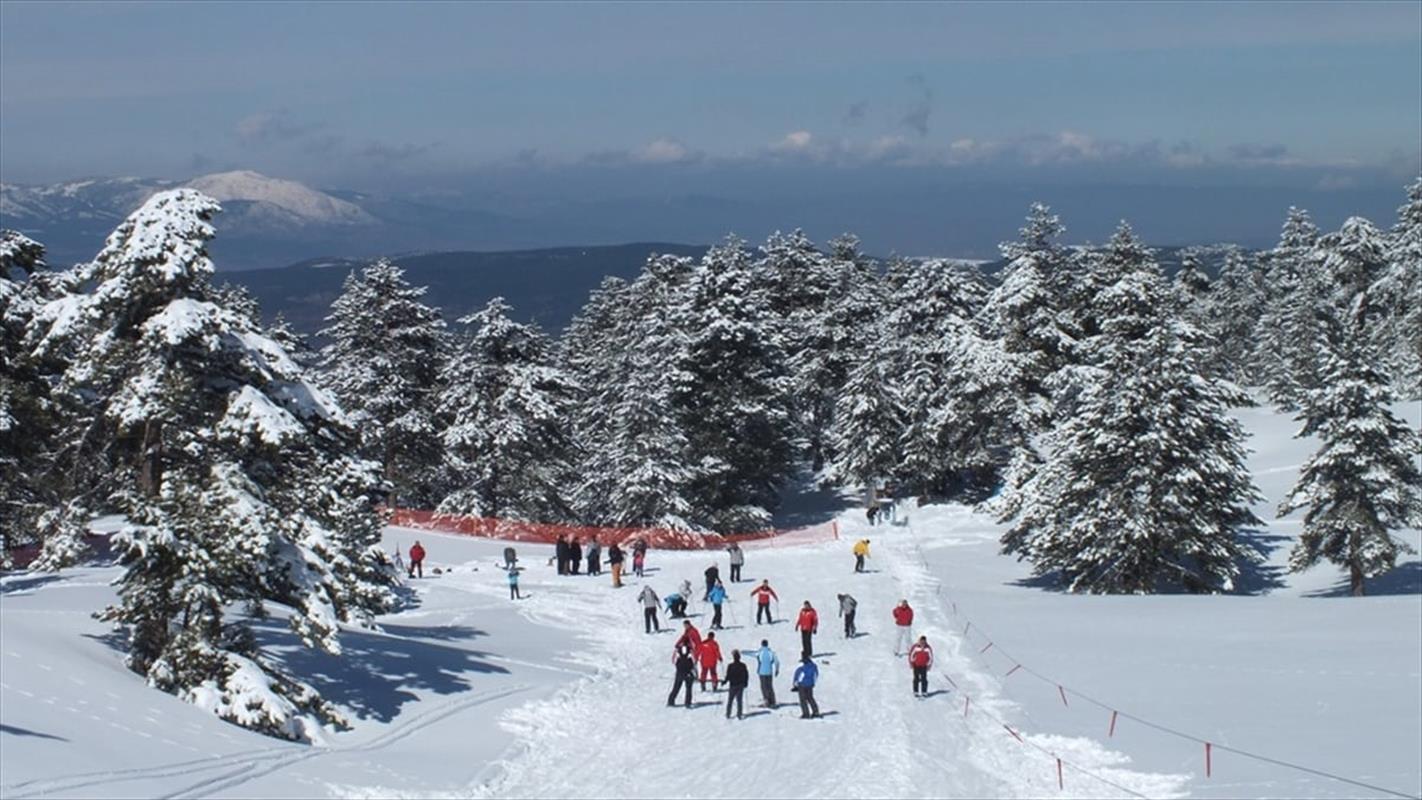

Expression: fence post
xmin=832 ymin=521 xmax=839 ymax=540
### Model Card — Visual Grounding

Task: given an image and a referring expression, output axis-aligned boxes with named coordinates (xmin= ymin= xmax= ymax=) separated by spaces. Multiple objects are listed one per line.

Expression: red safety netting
xmin=384 ymin=507 xmax=839 ymax=550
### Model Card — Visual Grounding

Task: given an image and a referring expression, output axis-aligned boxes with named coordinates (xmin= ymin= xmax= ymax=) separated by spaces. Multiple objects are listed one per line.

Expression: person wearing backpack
xmin=908 ymin=636 xmax=934 ymax=697
xmin=837 ymin=593 xmax=857 ymax=638
xmin=723 ymin=649 xmax=750 ymax=719
xmin=667 ymin=645 xmax=697 ymax=708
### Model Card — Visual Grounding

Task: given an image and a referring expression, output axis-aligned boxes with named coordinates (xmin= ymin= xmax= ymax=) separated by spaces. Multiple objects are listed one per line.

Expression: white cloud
xmin=636 ymin=138 xmax=694 ymax=164
xmin=776 ymin=130 xmax=814 ymax=150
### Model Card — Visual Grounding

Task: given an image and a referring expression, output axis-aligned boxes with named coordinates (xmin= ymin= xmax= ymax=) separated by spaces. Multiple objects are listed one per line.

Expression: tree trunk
xmin=1350 ymin=560 xmax=1366 ymax=597
xmin=138 ymin=419 xmax=164 ymax=498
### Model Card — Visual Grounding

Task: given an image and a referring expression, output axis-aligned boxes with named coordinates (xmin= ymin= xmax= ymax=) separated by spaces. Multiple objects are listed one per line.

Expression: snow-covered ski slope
xmin=1 ymin=404 xmax=1418 ymax=800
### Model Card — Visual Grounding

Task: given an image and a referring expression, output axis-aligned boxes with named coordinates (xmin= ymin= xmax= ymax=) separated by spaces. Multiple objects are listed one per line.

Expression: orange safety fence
xmin=384 ymin=507 xmax=839 ymax=550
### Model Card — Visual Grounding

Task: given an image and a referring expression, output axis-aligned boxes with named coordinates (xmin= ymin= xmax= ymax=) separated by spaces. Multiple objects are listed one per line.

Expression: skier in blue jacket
xmin=707 ymin=580 xmax=728 ymax=630
xmin=753 ymin=639 xmax=779 ymax=708
xmin=792 ymin=654 xmax=821 ymax=719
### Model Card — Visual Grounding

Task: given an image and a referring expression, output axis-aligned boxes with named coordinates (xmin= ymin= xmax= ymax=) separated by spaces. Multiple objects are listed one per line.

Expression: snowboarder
xmin=837 ymin=593 xmax=857 ymax=638
xmin=555 ymin=535 xmax=569 ymax=575
xmin=795 ymin=601 xmax=819 ymax=658
xmin=607 ymin=542 xmax=625 ymax=587
xmin=892 ymin=600 xmax=914 ymax=655
xmin=726 ymin=542 xmax=745 ymax=582
xmin=703 ymin=563 xmax=720 ymax=601
xmin=675 ymin=619 xmax=702 ymax=654
xmin=409 ymin=541 xmax=426 ymax=579
xmin=665 ymin=592 xmax=688 ymax=618
xmin=853 ymin=539 xmax=871 ymax=573
xmin=723 ymin=650 xmax=750 ymax=719
xmin=792 ymin=654 xmax=821 ymax=719
xmin=639 ymin=585 xmax=661 ymax=633
xmin=570 ymin=538 xmax=583 ymax=575
xmin=667 ymin=645 xmax=696 ymax=708
xmin=587 ymin=539 xmax=602 ymax=576
xmin=698 ymin=631 xmax=723 ymax=691
xmin=502 ymin=546 xmax=518 ymax=570
xmin=707 ymin=580 xmax=728 ymax=630
xmin=753 ymin=639 xmax=780 ymax=708
xmin=750 ymin=580 xmax=778 ymax=625
xmin=909 ymin=636 xmax=934 ymax=697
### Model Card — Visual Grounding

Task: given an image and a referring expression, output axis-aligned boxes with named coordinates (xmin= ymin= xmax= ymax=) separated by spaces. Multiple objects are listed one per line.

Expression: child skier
xmin=507 ymin=566 xmax=521 ymax=600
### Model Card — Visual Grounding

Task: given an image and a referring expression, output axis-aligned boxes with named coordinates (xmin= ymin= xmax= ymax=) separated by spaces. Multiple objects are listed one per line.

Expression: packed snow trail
xmin=398 ymin=517 xmax=1188 ymax=800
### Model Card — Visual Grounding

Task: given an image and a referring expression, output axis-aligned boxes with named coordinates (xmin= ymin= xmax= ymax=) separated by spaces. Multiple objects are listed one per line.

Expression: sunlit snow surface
xmin=1 ymin=405 xmax=1417 ymax=799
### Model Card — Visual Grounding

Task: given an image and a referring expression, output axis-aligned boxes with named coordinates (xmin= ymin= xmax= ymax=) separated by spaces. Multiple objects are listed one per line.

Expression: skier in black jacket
xmin=722 ymin=649 xmax=750 ymax=719
xmin=667 ymin=645 xmax=696 ymax=708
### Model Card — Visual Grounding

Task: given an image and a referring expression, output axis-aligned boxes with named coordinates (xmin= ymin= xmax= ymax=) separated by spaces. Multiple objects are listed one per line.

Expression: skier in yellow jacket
xmin=852 ymin=539 xmax=870 ymax=573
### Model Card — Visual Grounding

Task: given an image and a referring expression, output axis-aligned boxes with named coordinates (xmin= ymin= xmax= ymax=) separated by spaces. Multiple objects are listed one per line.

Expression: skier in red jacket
xmin=675 ymin=620 xmax=702 ymax=655
xmin=892 ymin=599 xmax=913 ymax=655
xmin=909 ymin=636 xmax=934 ymax=697
xmin=697 ymin=632 xmax=724 ymax=691
xmin=795 ymin=601 xmax=819 ymax=659
xmin=409 ymin=541 xmax=426 ymax=579
xmin=750 ymin=580 xmax=778 ymax=625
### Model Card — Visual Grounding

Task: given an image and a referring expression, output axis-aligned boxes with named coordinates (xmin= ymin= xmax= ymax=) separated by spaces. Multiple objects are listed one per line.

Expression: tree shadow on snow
xmin=0 ymin=572 xmax=69 ymax=595
xmin=0 ymin=723 xmax=69 ymax=741
xmin=253 ymin=621 xmax=510 ymax=724
xmin=772 ymin=472 xmax=860 ymax=528
xmin=1304 ymin=560 xmax=1422 ymax=598
xmin=377 ymin=622 xmax=492 ymax=643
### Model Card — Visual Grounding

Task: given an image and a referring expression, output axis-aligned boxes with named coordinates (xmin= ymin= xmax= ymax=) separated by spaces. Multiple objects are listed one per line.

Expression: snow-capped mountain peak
xmin=183 ymin=170 xmax=372 ymax=226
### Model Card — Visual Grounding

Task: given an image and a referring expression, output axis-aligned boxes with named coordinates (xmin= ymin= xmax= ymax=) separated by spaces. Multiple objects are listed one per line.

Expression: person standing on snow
xmin=570 ymin=538 xmax=584 ymax=575
xmin=675 ymin=619 xmax=702 ymax=655
xmin=586 ymin=539 xmax=602 ymax=576
xmin=795 ymin=601 xmax=819 ymax=658
xmin=703 ymin=563 xmax=720 ymax=601
xmin=908 ymin=636 xmax=934 ymax=697
xmin=555 ymin=535 xmax=569 ymax=575
xmin=753 ymin=639 xmax=780 ymax=708
xmin=707 ymin=580 xmax=728 ymax=630
xmin=632 ymin=538 xmax=648 ymax=577
xmin=667 ymin=645 xmax=696 ymax=708
xmin=408 ymin=541 xmax=426 ymax=579
xmin=892 ymin=599 xmax=914 ymax=655
xmin=507 ymin=566 xmax=521 ymax=600
xmin=852 ymin=539 xmax=870 ymax=573
xmin=750 ymin=580 xmax=778 ymax=625
xmin=639 ymin=585 xmax=661 ymax=633
xmin=792 ymin=654 xmax=822 ymax=719
xmin=502 ymin=546 xmax=518 ymax=570
xmin=697 ymin=631 xmax=724 ymax=691
xmin=607 ymin=542 xmax=625 ymax=587
xmin=837 ymin=593 xmax=857 ymax=638
xmin=723 ymin=650 xmax=750 ymax=719
xmin=726 ymin=542 xmax=745 ymax=582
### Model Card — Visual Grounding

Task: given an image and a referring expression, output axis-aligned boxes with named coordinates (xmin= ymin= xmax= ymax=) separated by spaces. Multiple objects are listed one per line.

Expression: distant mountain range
xmin=228 ymin=243 xmax=709 ymax=335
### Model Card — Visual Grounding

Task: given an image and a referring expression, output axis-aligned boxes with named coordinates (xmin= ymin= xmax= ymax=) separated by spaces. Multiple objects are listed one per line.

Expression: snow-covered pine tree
xmin=439 ymin=297 xmax=577 ymax=521
xmin=826 ymin=347 xmax=903 ymax=492
xmin=980 ymin=203 xmax=1078 ymax=406
xmin=320 ymin=260 xmax=448 ymax=508
xmin=1206 ymin=247 xmax=1266 ymax=385
xmin=1279 ymin=328 xmax=1422 ymax=596
xmin=1378 ymin=178 xmax=1422 ymax=398
xmin=27 ymin=190 xmax=394 ymax=739
xmin=1171 ymin=249 xmax=1212 ymax=327
xmin=1 ymin=230 xmax=66 ymax=565
xmin=1000 ymin=239 xmax=1262 ymax=593
xmin=1254 ymin=208 xmax=1321 ymax=405
xmin=673 ymin=237 xmax=797 ymax=531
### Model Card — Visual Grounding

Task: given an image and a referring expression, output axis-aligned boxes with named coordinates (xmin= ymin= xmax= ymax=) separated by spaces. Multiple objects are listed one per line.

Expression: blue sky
xmin=2 ymin=1 xmax=1418 ymax=187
